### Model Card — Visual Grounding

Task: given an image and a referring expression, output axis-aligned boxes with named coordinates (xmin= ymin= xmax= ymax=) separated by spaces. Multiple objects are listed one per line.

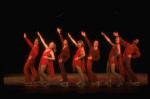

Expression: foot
xmin=131 ymin=81 xmax=140 ymax=86
xmin=60 ymin=78 xmax=63 ymax=82
xmin=43 ymin=83 xmax=50 ymax=88
xmin=116 ymin=82 xmax=123 ymax=87
xmin=24 ymin=82 xmax=33 ymax=86
xmin=91 ymin=81 xmax=100 ymax=87
xmin=76 ymin=80 xmax=82 ymax=85
xmin=33 ymin=80 xmax=40 ymax=84
xmin=59 ymin=82 xmax=69 ymax=88
xmin=77 ymin=83 xmax=85 ymax=88
xmin=105 ymin=80 xmax=111 ymax=88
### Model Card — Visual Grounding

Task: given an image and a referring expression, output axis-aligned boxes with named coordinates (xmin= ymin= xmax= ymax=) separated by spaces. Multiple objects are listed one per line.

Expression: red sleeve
xmin=131 ymin=46 xmax=140 ymax=58
xmin=91 ymin=50 xmax=100 ymax=61
xmin=84 ymin=36 xmax=92 ymax=49
xmin=31 ymin=46 xmax=39 ymax=59
xmin=121 ymin=38 xmax=129 ymax=48
xmin=25 ymin=38 xmax=33 ymax=48
xmin=59 ymin=33 xmax=64 ymax=46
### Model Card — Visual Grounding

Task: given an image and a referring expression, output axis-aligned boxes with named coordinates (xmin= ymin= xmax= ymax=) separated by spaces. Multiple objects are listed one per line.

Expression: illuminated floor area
xmin=4 ymin=73 xmax=148 ymax=93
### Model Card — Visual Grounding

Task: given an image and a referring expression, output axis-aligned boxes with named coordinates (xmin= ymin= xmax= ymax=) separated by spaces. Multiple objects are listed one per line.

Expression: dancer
xmin=113 ymin=32 xmax=140 ymax=86
xmin=68 ymin=33 xmax=86 ymax=88
xmin=23 ymin=33 xmax=40 ymax=85
xmin=37 ymin=32 xmax=56 ymax=87
xmin=81 ymin=31 xmax=100 ymax=86
xmin=57 ymin=28 xmax=70 ymax=87
xmin=101 ymin=32 xmax=124 ymax=87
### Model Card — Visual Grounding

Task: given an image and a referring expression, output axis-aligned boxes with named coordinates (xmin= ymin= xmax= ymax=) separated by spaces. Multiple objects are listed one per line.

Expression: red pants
xmin=59 ymin=62 xmax=68 ymax=82
xmin=123 ymin=57 xmax=138 ymax=82
xmin=24 ymin=60 xmax=40 ymax=82
xmin=86 ymin=60 xmax=98 ymax=83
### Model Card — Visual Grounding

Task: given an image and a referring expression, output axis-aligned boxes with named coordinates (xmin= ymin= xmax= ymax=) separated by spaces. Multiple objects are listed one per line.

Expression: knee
xmin=111 ymin=69 xmax=116 ymax=74
xmin=38 ymin=69 xmax=41 ymax=75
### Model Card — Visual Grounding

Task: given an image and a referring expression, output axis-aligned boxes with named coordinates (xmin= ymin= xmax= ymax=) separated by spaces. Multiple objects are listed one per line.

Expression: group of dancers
xmin=23 ymin=28 xmax=140 ymax=88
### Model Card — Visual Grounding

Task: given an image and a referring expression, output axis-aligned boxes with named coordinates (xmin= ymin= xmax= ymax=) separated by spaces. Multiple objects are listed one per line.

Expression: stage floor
xmin=4 ymin=73 xmax=148 ymax=93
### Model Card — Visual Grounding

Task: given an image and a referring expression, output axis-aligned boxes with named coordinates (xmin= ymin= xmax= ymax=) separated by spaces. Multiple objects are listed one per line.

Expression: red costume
xmin=122 ymin=38 xmax=140 ymax=82
xmin=72 ymin=46 xmax=85 ymax=72
xmin=39 ymin=49 xmax=54 ymax=77
xmin=24 ymin=38 xmax=40 ymax=83
xmin=58 ymin=33 xmax=70 ymax=82
xmin=107 ymin=44 xmax=125 ymax=76
xmin=84 ymin=36 xmax=100 ymax=83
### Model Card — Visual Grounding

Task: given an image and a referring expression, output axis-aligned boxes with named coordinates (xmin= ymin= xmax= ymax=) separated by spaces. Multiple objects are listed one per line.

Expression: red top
xmin=25 ymin=38 xmax=39 ymax=60
xmin=72 ymin=46 xmax=85 ymax=72
xmin=58 ymin=33 xmax=70 ymax=62
xmin=84 ymin=36 xmax=100 ymax=62
xmin=108 ymin=44 xmax=125 ymax=76
xmin=39 ymin=49 xmax=52 ymax=67
xmin=108 ymin=44 xmax=118 ymax=59
xmin=122 ymin=39 xmax=140 ymax=59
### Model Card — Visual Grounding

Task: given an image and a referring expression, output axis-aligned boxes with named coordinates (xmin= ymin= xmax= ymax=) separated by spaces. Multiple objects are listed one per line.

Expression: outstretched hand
xmin=37 ymin=31 xmax=40 ymax=36
xmin=68 ymin=33 xmax=71 ymax=38
xmin=24 ymin=33 xmax=27 ymax=38
xmin=57 ymin=28 xmax=61 ymax=34
xmin=113 ymin=32 xmax=119 ymax=36
xmin=81 ymin=31 xmax=86 ymax=37
xmin=101 ymin=32 xmax=105 ymax=36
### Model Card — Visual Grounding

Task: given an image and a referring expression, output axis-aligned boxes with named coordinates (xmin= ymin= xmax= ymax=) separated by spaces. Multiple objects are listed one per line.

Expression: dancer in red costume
xmin=101 ymin=32 xmax=124 ymax=87
xmin=37 ymin=32 xmax=56 ymax=87
xmin=68 ymin=33 xmax=86 ymax=88
xmin=57 ymin=28 xmax=70 ymax=87
xmin=81 ymin=31 xmax=100 ymax=86
xmin=113 ymin=32 xmax=140 ymax=86
xmin=23 ymin=33 xmax=40 ymax=85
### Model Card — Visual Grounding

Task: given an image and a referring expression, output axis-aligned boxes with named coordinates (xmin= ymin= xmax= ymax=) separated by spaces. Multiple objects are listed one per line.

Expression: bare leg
xmin=110 ymin=64 xmax=122 ymax=84
xmin=76 ymin=65 xmax=84 ymax=85
xmin=38 ymin=65 xmax=49 ymax=84
xmin=106 ymin=62 xmax=111 ymax=81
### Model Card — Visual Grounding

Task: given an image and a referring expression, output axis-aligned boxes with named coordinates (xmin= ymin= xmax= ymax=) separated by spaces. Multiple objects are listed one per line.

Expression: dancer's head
xmin=49 ymin=41 xmax=56 ymax=53
xmin=63 ymin=39 xmax=68 ymax=46
xmin=132 ymin=39 xmax=140 ymax=45
xmin=34 ymin=38 xmax=39 ymax=45
xmin=115 ymin=36 xmax=122 ymax=45
xmin=93 ymin=40 xmax=99 ymax=47
xmin=77 ymin=40 xmax=84 ymax=47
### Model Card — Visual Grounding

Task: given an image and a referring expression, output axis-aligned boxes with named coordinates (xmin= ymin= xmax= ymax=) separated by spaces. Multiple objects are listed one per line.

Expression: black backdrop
xmin=4 ymin=1 xmax=147 ymax=74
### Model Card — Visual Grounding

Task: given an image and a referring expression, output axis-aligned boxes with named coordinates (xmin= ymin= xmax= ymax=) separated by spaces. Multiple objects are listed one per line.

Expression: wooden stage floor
xmin=4 ymin=73 xmax=148 ymax=94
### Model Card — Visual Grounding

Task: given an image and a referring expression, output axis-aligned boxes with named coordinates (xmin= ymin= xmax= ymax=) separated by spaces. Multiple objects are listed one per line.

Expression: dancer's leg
xmin=30 ymin=64 xmax=40 ymax=81
xmin=24 ymin=60 xmax=32 ymax=83
xmin=106 ymin=62 xmax=111 ymax=81
xmin=76 ymin=65 xmax=84 ymax=84
xmin=111 ymin=64 xmax=122 ymax=84
xmin=39 ymin=65 xmax=48 ymax=84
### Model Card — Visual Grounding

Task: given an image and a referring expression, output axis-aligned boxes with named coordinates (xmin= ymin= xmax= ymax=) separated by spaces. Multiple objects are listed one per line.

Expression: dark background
xmin=4 ymin=1 xmax=147 ymax=74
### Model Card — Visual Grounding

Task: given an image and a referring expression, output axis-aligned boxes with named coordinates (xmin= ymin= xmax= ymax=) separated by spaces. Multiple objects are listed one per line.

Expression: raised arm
xmin=37 ymin=32 xmax=48 ymax=48
xmin=68 ymin=33 xmax=78 ymax=47
xmin=101 ymin=32 xmax=115 ymax=46
xmin=24 ymin=33 xmax=34 ymax=48
xmin=57 ymin=28 xmax=64 ymax=46
xmin=113 ymin=32 xmax=128 ymax=47
xmin=81 ymin=31 xmax=92 ymax=49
